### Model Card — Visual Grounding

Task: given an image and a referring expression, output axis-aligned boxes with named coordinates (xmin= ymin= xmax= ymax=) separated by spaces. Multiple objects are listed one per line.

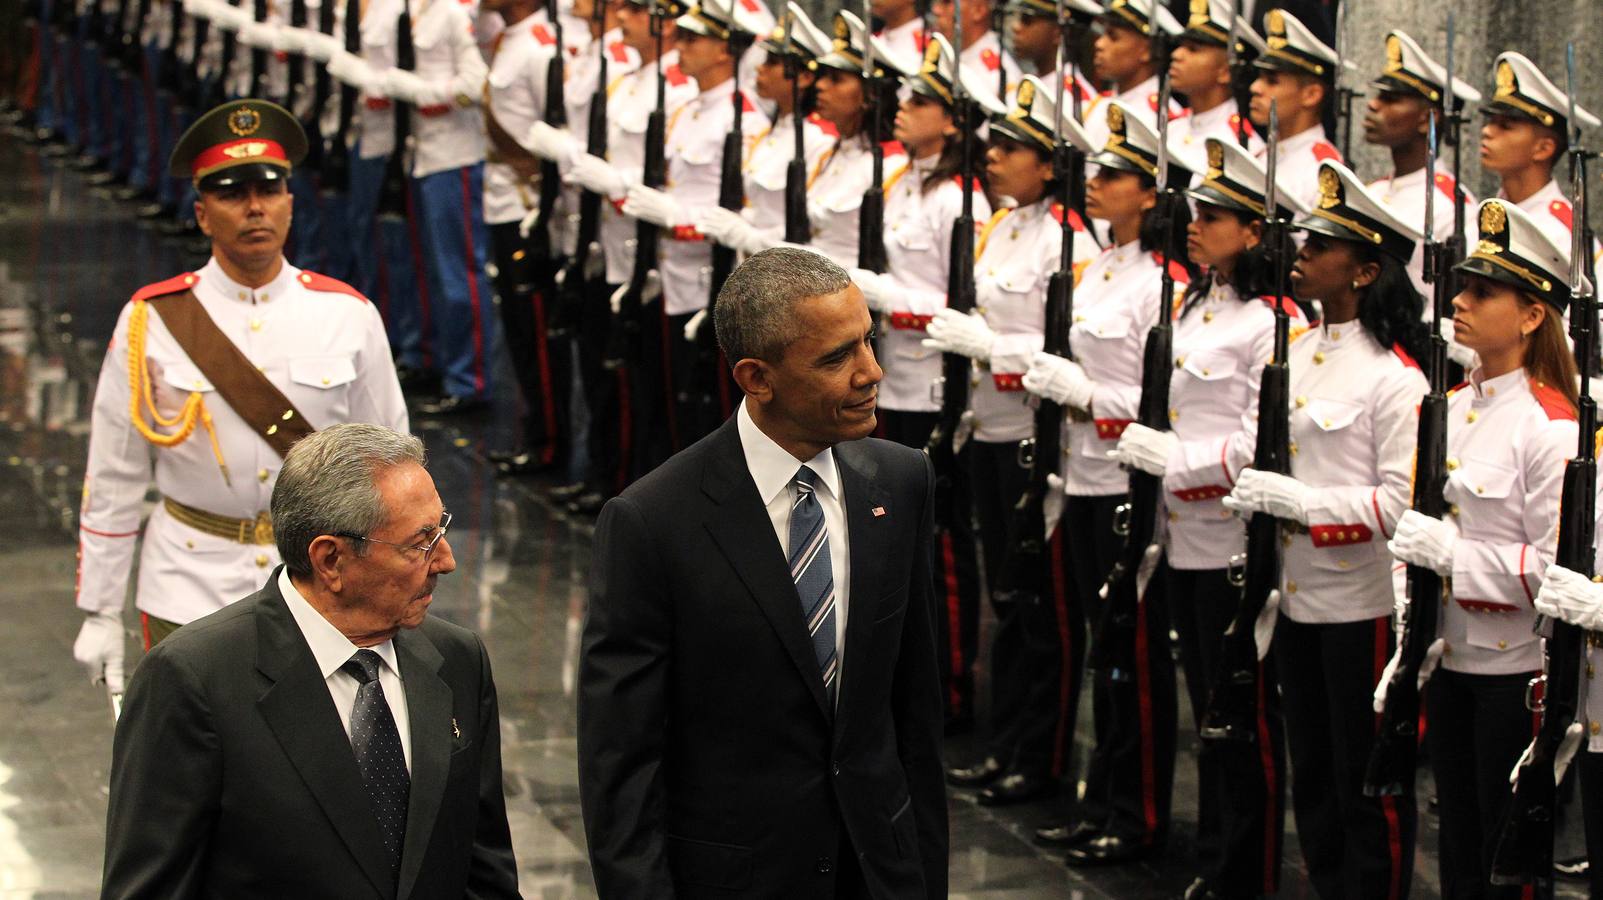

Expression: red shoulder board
xmin=914 ymin=29 xmax=930 ymax=51
xmin=881 ymin=140 xmax=906 ymax=157
xmin=1148 ymin=92 xmax=1160 ymax=113
xmin=1228 ymin=114 xmax=1256 ymax=138
xmin=530 ymin=23 xmax=556 ymax=45
xmin=131 ymin=272 xmax=198 ymax=303
xmin=1530 ymin=378 xmax=1577 ymax=421
xmin=807 ymin=112 xmax=840 ymax=137
xmin=739 ymin=91 xmax=756 ymax=113
xmin=1391 ymin=342 xmax=1421 ymax=371
xmin=665 ymin=64 xmax=688 ymax=87
xmin=952 ymin=175 xmax=983 ymax=193
xmin=1153 ymin=253 xmax=1190 ymax=284
xmin=737 ymin=0 xmax=761 ymax=11
xmin=609 ymin=40 xmax=630 ymax=62
xmin=1260 ymin=294 xmax=1300 ymax=317
xmin=1447 ymin=381 xmax=1469 ymax=397
xmin=1050 ymin=203 xmax=1088 ymax=232
xmin=1434 ymin=172 xmax=1456 ymax=200
xmin=980 ymin=48 xmax=1000 ymax=71
xmin=1098 ymin=89 xmax=1113 ymax=98
xmin=1069 ymin=77 xmax=1092 ymax=102
xmin=1549 ymin=199 xmax=1573 ymax=229
xmin=298 ymin=271 xmax=370 ymax=302
xmin=1312 ymin=141 xmax=1342 ymax=163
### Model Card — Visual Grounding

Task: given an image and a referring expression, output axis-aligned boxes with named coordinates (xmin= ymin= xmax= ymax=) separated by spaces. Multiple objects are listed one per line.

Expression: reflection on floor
xmin=0 ymin=130 xmax=1590 ymax=900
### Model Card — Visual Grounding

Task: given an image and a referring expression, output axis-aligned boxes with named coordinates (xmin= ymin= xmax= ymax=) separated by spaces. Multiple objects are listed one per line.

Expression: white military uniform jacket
xmin=482 ymin=14 xmax=560 ymax=225
xmin=1369 ymin=167 xmax=1473 ymax=299
xmin=958 ymin=30 xmax=1019 ymax=101
xmin=77 ymin=259 xmax=408 ymax=626
xmin=1278 ymin=324 xmax=1426 ymax=623
xmin=876 ymin=17 xmax=927 ymax=68
xmin=741 ymin=111 xmax=835 ymax=246
xmin=1162 ymin=281 xmax=1307 ymax=570
xmin=1169 ymin=98 xmax=1260 ymax=179
xmin=556 ymin=30 xmax=639 ymax=258
xmin=1079 ymin=74 xmax=1185 ymax=167
xmin=804 ymin=134 xmax=908 ymax=270
xmin=1062 ymin=243 xmax=1186 ymax=496
xmin=876 ymin=156 xmax=990 ymax=413
xmin=1437 ymin=368 xmax=1574 ymax=676
xmin=360 ymin=0 xmax=488 ymax=177
xmin=1257 ymin=123 xmax=1340 ymax=215
xmin=967 ymin=200 xmax=1097 ymax=443
xmin=657 ymin=78 xmax=768 ymax=316
xmin=599 ymin=50 xmax=698 ymax=284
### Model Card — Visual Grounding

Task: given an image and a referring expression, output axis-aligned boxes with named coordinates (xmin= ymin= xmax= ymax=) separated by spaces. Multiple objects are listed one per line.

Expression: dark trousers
xmin=489 ymin=222 xmax=570 ymax=467
xmin=630 ymin=302 xmax=676 ymax=475
xmin=664 ymin=309 xmax=734 ymax=448
xmin=879 ymin=410 xmax=983 ymax=725
xmin=1276 ymin=615 xmax=1416 ymax=900
xmin=578 ymin=282 xmax=634 ymax=496
xmin=1582 ymin=751 xmax=1603 ymax=898
xmin=1425 ymin=668 xmax=1537 ymax=900
xmin=1169 ymin=564 xmax=1285 ymax=896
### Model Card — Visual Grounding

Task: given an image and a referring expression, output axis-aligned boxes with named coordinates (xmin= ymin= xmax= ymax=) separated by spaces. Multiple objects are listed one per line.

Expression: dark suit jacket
xmin=101 ymin=574 xmax=521 ymax=900
xmin=578 ymin=417 xmax=947 ymax=899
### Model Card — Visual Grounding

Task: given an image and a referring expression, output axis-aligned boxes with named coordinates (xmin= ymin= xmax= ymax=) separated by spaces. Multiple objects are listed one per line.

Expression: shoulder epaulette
xmin=1050 ymin=202 xmax=1086 ymax=232
xmin=297 ymin=270 xmax=370 ymax=303
xmin=1530 ymin=378 xmax=1577 ymax=421
xmin=1312 ymin=141 xmax=1341 ymax=163
xmin=807 ymin=111 xmax=839 ymax=137
xmin=880 ymin=140 xmax=906 ymax=157
xmin=979 ymin=48 xmax=1000 ymax=71
xmin=1259 ymin=294 xmax=1300 ymax=317
xmin=1152 ymin=253 xmax=1190 ymax=284
xmin=530 ymin=23 xmax=555 ymax=45
xmin=608 ymin=40 xmax=630 ymax=62
xmin=1447 ymin=381 xmax=1469 ymax=397
xmin=1392 ymin=343 xmax=1421 ymax=371
xmin=1229 ymin=113 xmax=1256 ymax=138
xmin=1549 ymin=199 xmax=1573 ymax=229
xmin=665 ymin=64 xmax=688 ymax=87
xmin=951 ymin=174 xmax=983 ymax=193
xmin=1433 ymin=172 xmax=1456 ymax=200
xmin=132 ymin=272 xmax=199 ymax=303
xmin=738 ymin=91 xmax=756 ymax=113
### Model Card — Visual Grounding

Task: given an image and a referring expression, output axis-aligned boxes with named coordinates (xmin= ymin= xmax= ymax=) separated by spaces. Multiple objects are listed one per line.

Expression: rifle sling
xmin=147 ymin=291 xmax=315 ymax=459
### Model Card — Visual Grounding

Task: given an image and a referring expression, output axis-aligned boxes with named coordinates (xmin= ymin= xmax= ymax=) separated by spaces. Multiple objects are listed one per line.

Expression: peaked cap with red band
xmin=169 ymin=99 xmax=308 ymax=191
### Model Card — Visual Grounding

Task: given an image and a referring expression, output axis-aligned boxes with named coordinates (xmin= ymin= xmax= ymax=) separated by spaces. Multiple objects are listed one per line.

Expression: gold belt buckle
xmin=251 ymin=511 xmax=274 ymax=545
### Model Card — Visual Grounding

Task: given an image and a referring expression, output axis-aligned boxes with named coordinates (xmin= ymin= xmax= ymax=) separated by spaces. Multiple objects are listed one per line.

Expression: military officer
xmin=1006 ymin=0 xmax=1098 ymax=112
xmin=872 ymin=0 xmax=927 ymax=64
xmin=930 ymin=0 xmax=1020 ymax=101
xmin=1248 ymin=7 xmax=1344 ymax=212
xmin=71 ymin=99 xmax=407 ymax=693
xmin=1167 ymin=0 xmax=1263 ymax=172
xmin=1077 ymin=0 xmax=1183 ymax=159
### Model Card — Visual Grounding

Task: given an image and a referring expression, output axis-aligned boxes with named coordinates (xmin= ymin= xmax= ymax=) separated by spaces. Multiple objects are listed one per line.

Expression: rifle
xmin=377 ymin=0 xmax=415 ymax=221
xmin=857 ymin=1 xmax=887 ymax=273
xmin=697 ymin=19 xmax=751 ymax=419
xmin=782 ymin=7 xmax=809 ymax=243
xmin=1198 ymin=100 xmax=1292 ymax=745
xmin=525 ymin=10 xmax=570 ymax=281
xmin=990 ymin=0 xmax=1005 ymax=104
xmin=1489 ymin=43 xmax=1596 ymax=895
xmin=1332 ymin=0 xmax=1356 ymax=160
xmin=320 ymin=0 xmax=361 ymax=194
xmin=1062 ymin=10 xmax=1086 ymax=219
xmin=1364 ymin=13 xmax=1459 ymax=798
xmin=552 ymin=0 xmax=611 ymax=336
xmin=1439 ymin=13 xmax=1467 ymax=328
xmin=1224 ymin=2 xmax=1249 ymax=149
xmin=248 ymin=0 xmax=267 ymax=97
xmin=202 ymin=1 xmax=240 ymax=109
xmin=123 ymin=0 xmax=152 ymax=71
xmin=157 ymin=0 xmax=184 ymax=98
xmin=1088 ymin=0 xmax=1176 ymax=682
xmin=286 ymin=0 xmax=328 ymax=174
xmin=604 ymin=0 xmax=669 ymax=369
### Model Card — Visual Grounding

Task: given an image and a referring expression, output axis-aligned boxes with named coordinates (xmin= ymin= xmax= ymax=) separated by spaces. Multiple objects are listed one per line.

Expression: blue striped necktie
xmin=789 ymin=466 xmax=838 ymax=702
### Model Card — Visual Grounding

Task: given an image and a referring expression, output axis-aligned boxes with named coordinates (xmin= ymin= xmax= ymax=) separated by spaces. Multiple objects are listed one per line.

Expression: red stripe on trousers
xmin=1257 ymin=666 xmax=1279 ymax=894
xmin=531 ymin=291 xmax=557 ymax=464
xmin=140 ymin=612 xmax=152 ymax=653
xmin=404 ymin=182 xmax=434 ymax=368
xmin=1373 ymin=617 xmax=1403 ymax=900
xmin=1049 ymin=530 xmax=1073 ymax=776
xmin=940 ymin=531 xmax=963 ymax=711
xmin=615 ymin=369 xmax=632 ymax=494
xmin=1135 ymin=593 xmax=1159 ymax=841
xmin=458 ymin=167 xmax=488 ymax=394
xmin=660 ymin=307 xmax=679 ymax=451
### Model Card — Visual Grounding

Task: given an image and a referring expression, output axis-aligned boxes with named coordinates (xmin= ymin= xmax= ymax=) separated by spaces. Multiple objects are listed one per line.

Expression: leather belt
xmin=164 ymin=497 xmax=275 ymax=545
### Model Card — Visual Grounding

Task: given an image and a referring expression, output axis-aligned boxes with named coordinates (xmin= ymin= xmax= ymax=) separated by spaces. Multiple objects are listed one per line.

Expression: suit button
xmin=832 ymin=763 xmax=841 ymax=776
xmin=816 ymin=856 xmax=833 ymax=874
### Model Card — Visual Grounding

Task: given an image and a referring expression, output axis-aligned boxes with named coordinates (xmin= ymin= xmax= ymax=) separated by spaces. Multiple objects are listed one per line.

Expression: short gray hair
xmin=714 ymin=246 xmax=851 ymax=365
xmin=271 ymin=423 xmax=427 ymax=578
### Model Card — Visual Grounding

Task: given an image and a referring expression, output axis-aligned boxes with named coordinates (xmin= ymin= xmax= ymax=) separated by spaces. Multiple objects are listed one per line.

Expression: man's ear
xmin=306 ymin=535 xmax=348 ymax=594
xmin=1300 ymin=76 xmax=1328 ymax=115
xmin=732 ymin=358 xmax=773 ymax=404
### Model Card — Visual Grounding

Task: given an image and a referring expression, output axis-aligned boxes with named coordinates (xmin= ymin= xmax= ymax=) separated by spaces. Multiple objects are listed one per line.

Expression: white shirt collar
xmin=1467 ymin=365 xmax=1531 ymax=403
xmin=277 ymin=567 xmax=401 ymax=681
xmin=199 ymin=256 xmax=302 ymax=305
xmin=1189 ymin=99 xmax=1237 ymax=131
xmin=736 ymin=400 xmax=843 ymax=507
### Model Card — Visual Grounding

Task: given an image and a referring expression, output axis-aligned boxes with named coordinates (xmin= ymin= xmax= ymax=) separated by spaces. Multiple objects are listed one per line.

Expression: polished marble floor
xmin=0 ymin=130 xmax=1589 ymax=900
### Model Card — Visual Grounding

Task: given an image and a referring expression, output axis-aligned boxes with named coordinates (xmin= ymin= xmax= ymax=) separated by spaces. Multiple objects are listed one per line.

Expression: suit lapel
xmin=833 ymin=441 xmax=892 ymax=743
xmin=255 ymin=583 xmax=396 ymax=899
xmin=701 ymin=419 xmax=834 ymax=721
xmin=393 ymin=629 xmax=451 ymax=900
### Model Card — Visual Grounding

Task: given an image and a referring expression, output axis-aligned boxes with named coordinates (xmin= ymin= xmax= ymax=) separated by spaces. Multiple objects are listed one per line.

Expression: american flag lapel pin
xmin=871 ymin=506 xmax=886 ymax=518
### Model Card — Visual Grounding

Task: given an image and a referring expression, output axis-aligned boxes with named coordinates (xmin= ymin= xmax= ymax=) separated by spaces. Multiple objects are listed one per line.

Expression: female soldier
xmin=1020 ymin=99 xmax=1196 ymax=853
xmin=1222 ymin=161 xmax=1429 ymax=899
xmin=926 ymin=74 xmax=1096 ymax=807
xmin=1109 ymin=136 xmax=1307 ymax=896
xmin=1389 ymin=198 xmax=1579 ymax=900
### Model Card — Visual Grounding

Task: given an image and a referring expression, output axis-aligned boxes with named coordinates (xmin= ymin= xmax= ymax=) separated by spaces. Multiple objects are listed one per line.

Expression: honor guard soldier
xmin=1110 ymin=136 xmax=1309 ymax=893
xmin=931 ymin=75 xmax=1096 ymax=808
xmin=1363 ymin=30 xmax=1481 ymax=297
xmin=1248 ymin=8 xmax=1345 ymax=212
xmin=1388 ymin=199 xmax=1579 ymax=900
xmin=71 ymin=99 xmax=407 ymax=693
xmin=1023 ymin=99 xmax=1197 ymax=854
xmin=1478 ymin=51 xmax=1600 ymax=250
xmin=930 ymin=0 xmax=1020 ymax=100
xmin=1228 ymin=160 xmax=1430 ymax=899
xmin=1167 ymin=0 xmax=1263 ymax=169
xmin=872 ymin=0 xmax=928 ymax=64
xmin=1006 ymin=0 xmax=1099 ymax=113
xmin=1077 ymin=0 xmax=1183 ymax=158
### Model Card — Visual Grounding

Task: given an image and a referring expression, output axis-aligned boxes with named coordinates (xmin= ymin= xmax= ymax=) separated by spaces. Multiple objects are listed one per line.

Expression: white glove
xmin=608 ymin=271 xmax=662 ymax=314
xmin=380 ymin=68 xmax=428 ymax=104
xmin=271 ymin=23 xmax=306 ymax=53
xmin=1109 ymin=422 xmax=1177 ymax=476
xmin=1388 ymin=509 xmax=1458 ymax=577
xmin=208 ymin=3 xmax=248 ymax=31
xmin=1222 ymin=468 xmax=1312 ymax=524
xmin=693 ymin=206 xmax=769 ymax=255
xmin=1535 ymin=563 xmax=1603 ymax=630
xmin=849 ymin=268 xmax=895 ymax=314
xmin=1441 ymin=317 xmax=1480 ymax=369
xmin=565 ymin=153 xmax=631 ymax=200
xmin=1509 ymin=723 xmax=1588 ymax=786
xmin=1255 ymin=589 xmax=1280 ymax=660
xmin=517 ymin=205 xmax=542 ymax=239
xmin=300 ymin=29 xmax=341 ymax=62
xmin=622 ymin=185 xmax=687 ymax=228
xmin=684 ymin=308 xmax=708 ymax=342
xmin=524 ymin=120 xmax=580 ymax=165
xmin=1022 ymin=351 xmax=1095 ymax=411
xmin=921 ymin=308 xmax=996 ymax=360
xmin=1044 ymin=472 xmax=1066 ymax=539
xmin=73 ymin=611 xmax=125 ymax=693
xmin=1371 ymin=636 xmax=1445 ymax=713
xmin=326 ymin=49 xmax=373 ymax=90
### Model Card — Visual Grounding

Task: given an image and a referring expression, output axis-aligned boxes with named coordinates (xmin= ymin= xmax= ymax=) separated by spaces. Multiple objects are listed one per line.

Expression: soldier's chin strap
xmin=126 ymin=299 xmax=231 ymax=485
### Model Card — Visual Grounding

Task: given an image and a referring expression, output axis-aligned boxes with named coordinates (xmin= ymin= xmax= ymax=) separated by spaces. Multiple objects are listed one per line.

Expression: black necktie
xmin=342 ymin=649 xmax=410 ymax=872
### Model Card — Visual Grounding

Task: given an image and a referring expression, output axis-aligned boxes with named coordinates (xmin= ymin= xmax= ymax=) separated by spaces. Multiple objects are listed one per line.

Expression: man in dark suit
xmin=100 ymin=424 xmax=521 ymax=900
xmin=578 ymin=247 xmax=948 ymax=899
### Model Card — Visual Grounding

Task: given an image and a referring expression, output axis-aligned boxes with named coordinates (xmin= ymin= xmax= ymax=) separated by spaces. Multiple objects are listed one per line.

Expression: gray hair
xmin=713 ymin=246 xmax=851 ymax=365
xmin=271 ymin=423 xmax=427 ymax=578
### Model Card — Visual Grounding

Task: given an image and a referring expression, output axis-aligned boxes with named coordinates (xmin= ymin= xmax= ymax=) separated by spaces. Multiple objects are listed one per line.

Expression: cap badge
xmin=1016 ymin=77 xmax=1036 ymax=109
xmin=1317 ymin=167 xmax=1341 ymax=209
xmin=223 ymin=141 xmax=269 ymax=160
xmin=1384 ymin=35 xmax=1402 ymax=73
xmin=833 ymin=14 xmax=848 ymax=41
xmin=1107 ymin=103 xmax=1126 ymax=136
xmin=1480 ymin=201 xmax=1507 ymax=236
xmin=1186 ymin=0 xmax=1209 ymax=28
xmin=1495 ymin=61 xmax=1516 ymax=99
xmin=227 ymin=106 xmax=262 ymax=137
xmin=1206 ymin=141 xmax=1223 ymax=178
xmin=921 ymin=39 xmax=941 ymax=73
xmin=1266 ymin=9 xmax=1286 ymax=49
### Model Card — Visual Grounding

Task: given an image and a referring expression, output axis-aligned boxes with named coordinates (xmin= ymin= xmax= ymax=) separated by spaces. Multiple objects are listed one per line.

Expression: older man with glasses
xmin=100 ymin=423 xmax=521 ymax=900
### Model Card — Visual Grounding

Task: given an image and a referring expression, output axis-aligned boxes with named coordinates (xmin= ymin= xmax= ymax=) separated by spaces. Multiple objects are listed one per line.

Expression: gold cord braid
xmin=126 ymin=299 xmax=232 ymax=484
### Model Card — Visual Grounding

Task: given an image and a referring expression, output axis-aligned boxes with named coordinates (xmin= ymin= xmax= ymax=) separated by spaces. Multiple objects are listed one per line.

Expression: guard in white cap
xmin=1227 ymin=159 xmax=1430 ymax=900
xmin=1248 ymin=7 xmax=1345 ymax=212
xmin=1168 ymin=0 xmax=1264 ymax=168
xmin=1479 ymin=51 xmax=1600 ymax=249
xmin=1078 ymin=0 xmax=1183 ymax=155
xmin=872 ymin=0 xmax=931 ymax=66
xmin=931 ymin=0 xmax=1022 ymax=101
xmin=1363 ymin=30 xmax=1482 ymax=298
xmin=1389 ymin=196 xmax=1579 ymax=900
xmin=1109 ymin=133 xmax=1309 ymax=895
xmin=1006 ymin=0 xmax=1100 ymax=114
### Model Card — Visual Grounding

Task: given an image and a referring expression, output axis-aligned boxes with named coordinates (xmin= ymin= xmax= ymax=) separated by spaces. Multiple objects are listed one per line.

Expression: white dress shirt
xmin=737 ymin=401 xmax=850 ymax=695
xmin=279 ymin=568 xmax=413 ymax=773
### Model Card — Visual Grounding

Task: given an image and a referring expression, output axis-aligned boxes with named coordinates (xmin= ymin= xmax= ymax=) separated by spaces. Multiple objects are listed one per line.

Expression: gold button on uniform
xmin=249 ymin=318 xmax=262 ymax=331
xmin=1169 ymin=408 xmax=1179 ymax=422
xmin=1497 ymin=640 xmax=1508 ymax=650
xmin=1203 ymin=311 xmax=1214 ymax=323
xmin=1593 ymin=721 xmax=1601 ymax=736
xmin=1286 ymin=581 xmax=1298 ymax=594
xmin=1313 ymin=352 xmax=1325 ymax=364
xmin=1446 ymin=457 xmax=1460 ymax=471
xmin=258 ymin=468 xmax=270 ymax=483
xmin=1466 ymin=411 xmax=1478 ymax=423
xmin=255 ymin=554 xmax=269 ymax=568
xmin=1295 ymin=396 xmax=1307 ymax=408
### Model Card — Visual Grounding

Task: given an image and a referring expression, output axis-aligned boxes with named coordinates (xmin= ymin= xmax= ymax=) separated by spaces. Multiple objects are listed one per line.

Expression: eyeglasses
xmin=336 ymin=511 xmax=452 ymax=562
